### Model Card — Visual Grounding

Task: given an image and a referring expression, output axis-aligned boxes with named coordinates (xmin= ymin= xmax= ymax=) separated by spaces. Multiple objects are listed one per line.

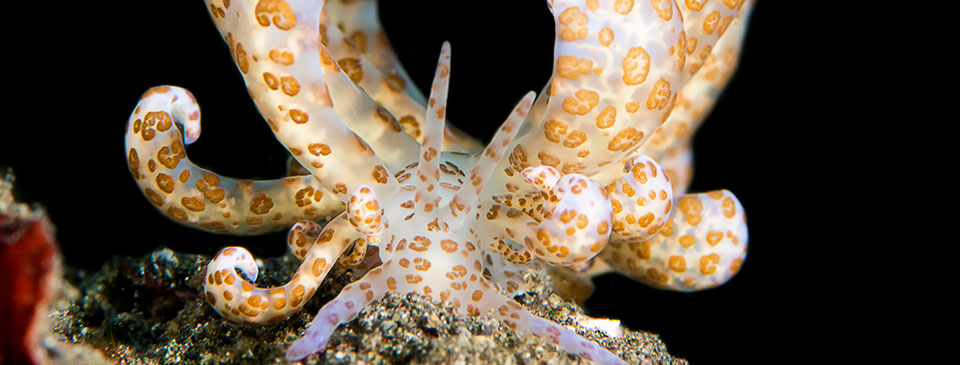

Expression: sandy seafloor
xmin=41 ymin=248 xmax=685 ymax=364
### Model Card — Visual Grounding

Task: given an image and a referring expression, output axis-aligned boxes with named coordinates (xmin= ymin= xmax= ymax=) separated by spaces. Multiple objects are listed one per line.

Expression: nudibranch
xmin=124 ymin=0 xmax=754 ymax=362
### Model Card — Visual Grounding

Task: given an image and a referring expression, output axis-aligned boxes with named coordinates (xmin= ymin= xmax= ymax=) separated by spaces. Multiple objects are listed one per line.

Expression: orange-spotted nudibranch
xmin=124 ymin=0 xmax=755 ymax=363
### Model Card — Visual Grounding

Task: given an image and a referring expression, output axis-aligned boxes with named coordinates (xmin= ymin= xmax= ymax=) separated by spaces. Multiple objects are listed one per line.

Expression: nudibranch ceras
xmin=123 ymin=0 xmax=754 ymax=363
xmin=202 ymin=41 xmax=623 ymax=362
xmin=477 ymin=0 xmax=753 ymax=291
xmin=594 ymin=0 xmax=754 ymax=291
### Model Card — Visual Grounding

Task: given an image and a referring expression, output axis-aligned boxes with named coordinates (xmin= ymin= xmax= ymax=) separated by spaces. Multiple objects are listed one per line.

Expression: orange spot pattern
xmin=124 ymin=1 xmax=755 ymax=362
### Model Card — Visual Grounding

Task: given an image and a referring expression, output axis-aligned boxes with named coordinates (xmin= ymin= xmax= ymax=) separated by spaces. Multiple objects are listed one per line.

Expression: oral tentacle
xmin=202 ymin=213 xmax=356 ymax=324
xmin=204 ymin=0 xmax=398 ymax=202
xmin=125 ymin=85 xmax=342 ymax=235
xmin=446 ymin=91 xmax=536 ymax=223
xmin=600 ymin=189 xmax=748 ymax=291
xmin=414 ymin=42 xmax=451 ymax=217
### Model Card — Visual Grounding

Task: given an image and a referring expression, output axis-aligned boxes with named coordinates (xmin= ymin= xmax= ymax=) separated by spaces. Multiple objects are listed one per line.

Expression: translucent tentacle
xmin=445 ymin=92 xmax=536 ymax=222
xmin=600 ymin=189 xmax=748 ymax=291
xmin=289 ymin=256 xmax=623 ymax=363
xmin=202 ymin=213 xmax=357 ymax=324
xmin=125 ymin=85 xmax=342 ymax=235
xmin=483 ymin=293 xmax=626 ymax=364
xmin=414 ymin=42 xmax=451 ymax=216
xmin=286 ymin=260 xmax=396 ymax=361
xmin=203 ymin=0 xmax=398 ymax=202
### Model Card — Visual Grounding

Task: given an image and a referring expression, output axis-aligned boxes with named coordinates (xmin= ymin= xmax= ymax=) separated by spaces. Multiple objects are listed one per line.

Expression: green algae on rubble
xmin=51 ymin=248 xmax=686 ymax=364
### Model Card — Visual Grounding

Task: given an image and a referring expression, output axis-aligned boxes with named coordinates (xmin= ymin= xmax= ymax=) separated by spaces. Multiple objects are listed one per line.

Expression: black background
xmin=4 ymin=1 xmax=826 ymax=363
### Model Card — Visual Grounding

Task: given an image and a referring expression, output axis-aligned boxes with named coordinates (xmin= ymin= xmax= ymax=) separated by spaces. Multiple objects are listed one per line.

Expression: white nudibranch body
xmin=124 ymin=0 xmax=756 ymax=363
